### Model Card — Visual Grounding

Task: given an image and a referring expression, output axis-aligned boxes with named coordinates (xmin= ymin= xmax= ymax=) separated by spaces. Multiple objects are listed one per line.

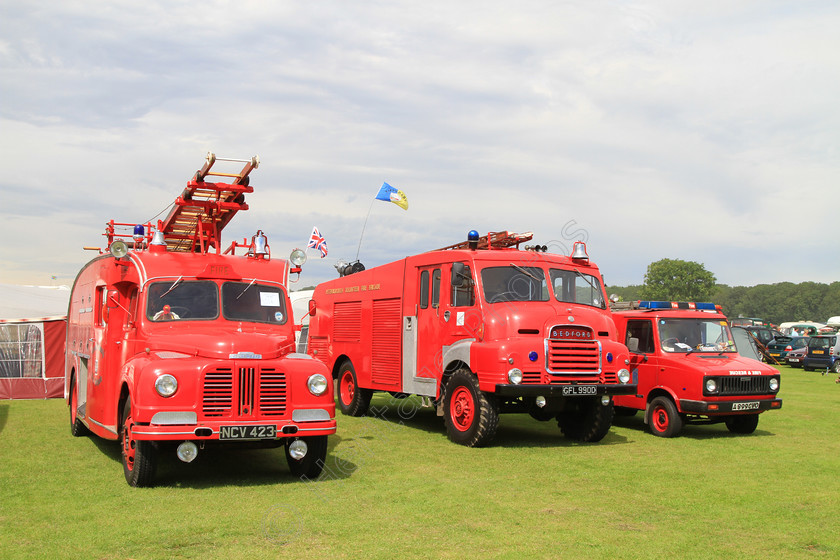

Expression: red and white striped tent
xmin=0 ymin=284 xmax=69 ymax=399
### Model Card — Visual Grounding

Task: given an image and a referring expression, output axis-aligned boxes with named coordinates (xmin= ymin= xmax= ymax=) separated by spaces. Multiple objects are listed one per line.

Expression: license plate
xmin=770 ymin=353 xmax=780 ymax=357
xmin=562 ymin=385 xmax=598 ymax=396
xmin=813 ymin=350 xmax=825 ymax=354
xmin=219 ymin=425 xmax=276 ymax=440
xmin=732 ymin=402 xmax=760 ymax=411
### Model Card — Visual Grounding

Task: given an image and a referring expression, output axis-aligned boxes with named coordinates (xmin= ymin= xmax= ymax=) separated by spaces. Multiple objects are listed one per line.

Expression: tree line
xmin=606 ymin=258 xmax=840 ymax=326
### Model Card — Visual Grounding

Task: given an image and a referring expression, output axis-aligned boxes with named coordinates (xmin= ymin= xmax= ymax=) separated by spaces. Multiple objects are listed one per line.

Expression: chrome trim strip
xmin=88 ymin=417 xmax=118 ymax=436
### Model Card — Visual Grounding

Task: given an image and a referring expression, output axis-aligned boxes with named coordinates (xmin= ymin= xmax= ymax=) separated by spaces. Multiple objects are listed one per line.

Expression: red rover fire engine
xmin=306 ymin=230 xmax=635 ymax=447
xmin=65 ymin=154 xmax=335 ymax=486
xmin=611 ymin=301 xmax=782 ymax=437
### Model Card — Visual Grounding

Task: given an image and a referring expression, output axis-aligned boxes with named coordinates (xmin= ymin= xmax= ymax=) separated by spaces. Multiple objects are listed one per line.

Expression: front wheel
xmin=121 ymin=400 xmax=158 ymax=487
xmin=648 ymin=396 xmax=683 ymax=438
xmin=443 ymin=369 xmax=499 ymax=447
xmin=285 ymin=436 xmax=328 ymax=479
xmin=558 ymin=397 xmax=614 ymax=442
xmin=725 ymin=414 xmax=759 ymax=434
xmin=336 ymin=361 xmax=372 ymax=417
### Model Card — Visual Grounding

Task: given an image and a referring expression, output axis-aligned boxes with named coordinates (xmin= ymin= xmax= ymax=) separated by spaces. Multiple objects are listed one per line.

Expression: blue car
xmin=803 ymin=335 xmax=840 ymax=373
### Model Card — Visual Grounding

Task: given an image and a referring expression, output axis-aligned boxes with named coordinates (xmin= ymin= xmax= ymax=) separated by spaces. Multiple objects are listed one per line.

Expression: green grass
xmin=1 ymin=365 xmax=838 ymax=559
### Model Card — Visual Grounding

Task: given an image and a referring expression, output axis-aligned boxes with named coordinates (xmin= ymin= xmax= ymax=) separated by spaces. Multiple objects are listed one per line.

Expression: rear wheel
xmin=121 ymin=400 xmax=158 ymax=487
xmin=443 ymin=369 xmax=499 ymax=447
xmin=725 ymin=414 xmax=759 ymax=434
xmin=336 ymin=361 xmax=372 ymax=416
xmin=558 ymin=397 xmax=614 ymax=442
xmin=648 ymin=396 xmax=683 ymax=438
xmin=69 ymin=378 xmax=89 ymax=437
xmin=285 ymin=436 xmax=328 ymax=479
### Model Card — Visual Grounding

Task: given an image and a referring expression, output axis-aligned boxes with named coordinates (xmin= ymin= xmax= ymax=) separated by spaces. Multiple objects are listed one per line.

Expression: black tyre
xmin=725 ymin=414 xmax=759 ymax=434
xmin=443 ymin=369 xmax=499 ymax=447
xmin=648 ymin=396 xmax=683 ymax=438
xmin=121 ymin=400 xmax=158 ymax=487
xmin=69 ymin=377 xmax=89 ymax=437
xmin=558 ymin=397 xmax=615 ymax=442
xmin=336 ymin=361 xmax=372 ymax=416
xmin=285 ymin=436 xmax=328 ymax=479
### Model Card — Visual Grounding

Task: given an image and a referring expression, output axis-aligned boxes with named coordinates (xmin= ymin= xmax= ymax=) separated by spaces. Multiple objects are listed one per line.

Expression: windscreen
xmin=146 ymin=280 xmax=219 ymax=321
xmin=222 ymin=281 xmax=288 ymax=324
xmin=658 ymin=318 xmax=736 ymax=353
xmin=481 ymin=266 xmax=549 ymax=303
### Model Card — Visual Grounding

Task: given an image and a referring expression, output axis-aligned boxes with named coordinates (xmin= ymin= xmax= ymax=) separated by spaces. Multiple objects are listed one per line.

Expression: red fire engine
xmin=65 ymin=153 xmax=335 ymax=486
xmin=611 ymin=301 xmax=782 ymax=437
xmin=307 ymin=230 xmax=635 ymax=447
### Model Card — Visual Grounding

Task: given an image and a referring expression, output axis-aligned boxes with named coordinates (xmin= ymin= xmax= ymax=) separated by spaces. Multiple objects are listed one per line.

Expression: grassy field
xmin=1 ymin=365 xmax=838 ymax=559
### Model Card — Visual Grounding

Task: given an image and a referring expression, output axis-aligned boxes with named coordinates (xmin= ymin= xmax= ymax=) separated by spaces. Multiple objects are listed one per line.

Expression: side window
xmin=451 ymin=264 xmax=475 ymax=307
xmin=626 ymin=320 xmax=654 ymax=353
xmin=431 ymin=269 xmax=441 ymax=309
xmin=126 ymin=289 xmax=138 ymax=327
xmin=419 ymin=270 xmax=429 ymax=310
xmin=95 ymin=286 xmax=107 ymax=327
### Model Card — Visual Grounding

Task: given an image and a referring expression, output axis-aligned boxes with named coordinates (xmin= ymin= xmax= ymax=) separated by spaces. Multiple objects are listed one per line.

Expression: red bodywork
xmin=65 ymin=156 xmax=335 ymax=484
xmin=308 ymin=232 xmax=635 ymax=444
xmin=612 ymin=305 xmax=782 ymax=436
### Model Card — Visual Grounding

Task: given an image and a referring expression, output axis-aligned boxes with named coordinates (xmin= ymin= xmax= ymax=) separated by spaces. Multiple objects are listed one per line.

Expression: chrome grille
xmin=718 ymin=376 xmax=775 ymax=395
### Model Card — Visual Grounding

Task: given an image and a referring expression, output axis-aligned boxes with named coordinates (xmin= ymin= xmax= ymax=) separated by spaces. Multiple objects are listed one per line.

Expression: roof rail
xmin=434 ymin=231 xmax=533 ymax=252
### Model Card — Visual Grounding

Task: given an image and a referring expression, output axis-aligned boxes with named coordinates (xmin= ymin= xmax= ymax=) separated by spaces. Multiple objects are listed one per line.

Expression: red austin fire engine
xmin=307 ymin=230 xmax=635 ymax=447
xmin=65 ymin=154 xmax=335 ymax=486
xmin=611 ymin=301 xmax=782 ymax=437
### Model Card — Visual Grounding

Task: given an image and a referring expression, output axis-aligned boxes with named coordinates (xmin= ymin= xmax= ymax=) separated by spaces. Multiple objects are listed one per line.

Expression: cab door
xmin=623 ymin=318 xmax=658 ymax=407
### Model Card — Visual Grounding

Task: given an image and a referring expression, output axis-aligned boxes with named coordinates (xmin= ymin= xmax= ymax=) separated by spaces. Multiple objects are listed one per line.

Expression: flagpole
xmin=355 ymin=198 xmax=376 ymax=261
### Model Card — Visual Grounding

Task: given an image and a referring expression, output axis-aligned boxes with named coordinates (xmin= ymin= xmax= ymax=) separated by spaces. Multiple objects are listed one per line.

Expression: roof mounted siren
xmin=468 ymin=230 xmax=480 ymax=251
xmin=571 ymin=241 xmax=589 ymax=262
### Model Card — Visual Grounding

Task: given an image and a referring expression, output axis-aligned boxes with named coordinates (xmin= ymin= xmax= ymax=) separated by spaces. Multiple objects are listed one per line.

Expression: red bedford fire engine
xmin=65 ymin=154 xmax=335 ymax=486
xmin=611 ymin=301 xmax=782 ymax=437
xmin=306 ymin=230 xmax=635 ymax=447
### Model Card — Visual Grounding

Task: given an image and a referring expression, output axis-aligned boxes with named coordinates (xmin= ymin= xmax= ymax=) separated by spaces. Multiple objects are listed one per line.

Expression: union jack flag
xmin=307 ymin=226 xmax=328 ymax=258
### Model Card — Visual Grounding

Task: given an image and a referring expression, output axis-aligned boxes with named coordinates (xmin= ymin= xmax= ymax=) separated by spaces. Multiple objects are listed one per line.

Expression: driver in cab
xmin=153 ymin=304 xmax=180 ymax=321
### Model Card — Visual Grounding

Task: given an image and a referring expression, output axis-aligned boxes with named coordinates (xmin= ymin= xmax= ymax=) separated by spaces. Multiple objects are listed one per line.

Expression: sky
xmin=1 ymin=1 xmax=838 ymax=291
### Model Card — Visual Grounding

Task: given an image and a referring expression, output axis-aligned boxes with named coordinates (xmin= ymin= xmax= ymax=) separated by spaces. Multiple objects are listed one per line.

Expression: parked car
xmin=786 ymin=345 xmax=807 ymax=368
xmin=802 ymin=335 xmax=840 ymax=373
xmin=745 ymin=325 xmax=783 ymax=348
xmin=767 ymin=336 xmax=809 ymax=362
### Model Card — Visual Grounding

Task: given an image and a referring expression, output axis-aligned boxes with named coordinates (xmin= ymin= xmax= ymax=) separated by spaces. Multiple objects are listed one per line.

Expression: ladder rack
xmin=435 ymin=231 xmax=533 ymax=252
xmin=157 ymin=152 xmax=259 ymax=253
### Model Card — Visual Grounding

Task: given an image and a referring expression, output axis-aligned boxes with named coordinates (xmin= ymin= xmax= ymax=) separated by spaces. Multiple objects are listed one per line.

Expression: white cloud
xmin=0 ymin=0 xmax=838 ymax=289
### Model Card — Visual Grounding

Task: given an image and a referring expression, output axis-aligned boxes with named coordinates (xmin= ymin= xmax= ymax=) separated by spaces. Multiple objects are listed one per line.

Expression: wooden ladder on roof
xmin=158 ymin=152 xmax=259 ymax=253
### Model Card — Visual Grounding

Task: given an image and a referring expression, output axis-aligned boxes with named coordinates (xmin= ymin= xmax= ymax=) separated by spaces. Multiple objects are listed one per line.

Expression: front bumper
xmin=679 ymin=398 xmax=782 ymax=415
xmin=131 ymin=416 xmax=336 ymax=441
xmin=495 ymin=383 xmax=637 ymax=397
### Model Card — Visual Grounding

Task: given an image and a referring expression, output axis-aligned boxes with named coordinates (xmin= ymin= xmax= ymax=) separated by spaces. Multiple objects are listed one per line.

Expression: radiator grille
xmin=717 ymin=376 xmax=774 ymax=395
xmin=201 ymin=364 xmax=288 ymax=419
xmin=545 ymin=339 xmax=601 ymax=374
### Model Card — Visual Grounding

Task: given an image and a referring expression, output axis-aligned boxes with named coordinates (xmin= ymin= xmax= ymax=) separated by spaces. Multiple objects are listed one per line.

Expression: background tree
xmin=639 ymin=258 xmax=716 ymax=301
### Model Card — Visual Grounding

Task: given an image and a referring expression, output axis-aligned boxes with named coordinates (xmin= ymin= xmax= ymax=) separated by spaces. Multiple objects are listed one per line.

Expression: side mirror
xmin=451 ymin=262 xmax=465 ymax=287
xmin=627 ymin=337 xmax=640 ymax=353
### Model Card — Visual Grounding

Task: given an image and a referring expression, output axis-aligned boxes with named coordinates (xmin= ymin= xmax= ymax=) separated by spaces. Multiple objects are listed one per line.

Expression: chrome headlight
xmin=769 ymin=377 xmax=779 ymax=392
xmin=307 ymin=374 xmax=328 ymax=396
xmin=507 ymin=368 xmax=523 ymax=384
xmin=617 ymin=368 xmax=631 ymax=384
xmin=705 ymin=378 xmax=718 ymax=394
xmin=155 ymin=374 xmax=178 ymax=397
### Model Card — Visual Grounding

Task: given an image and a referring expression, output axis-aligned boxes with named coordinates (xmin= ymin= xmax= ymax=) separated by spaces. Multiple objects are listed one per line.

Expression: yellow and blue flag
xmin=375 ymin=182 xmax=408 ymax=210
